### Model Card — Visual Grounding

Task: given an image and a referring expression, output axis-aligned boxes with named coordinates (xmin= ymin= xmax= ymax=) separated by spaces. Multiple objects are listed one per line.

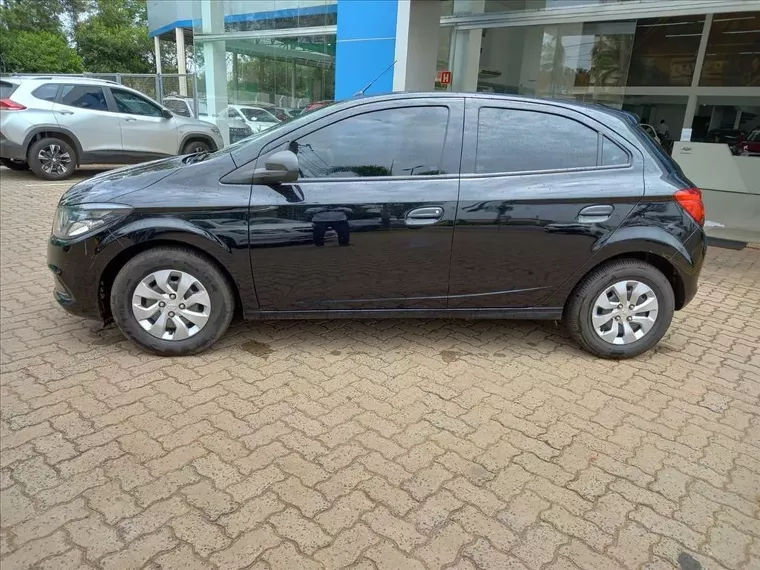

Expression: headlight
xmin=52 ymin=203 xmax=133 ymax=239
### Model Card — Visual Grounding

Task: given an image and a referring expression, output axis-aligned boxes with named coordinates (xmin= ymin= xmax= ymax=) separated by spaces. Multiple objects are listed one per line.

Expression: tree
xmin=75 ymin=0 xmax=154 ymax=73
xmin=0 ymin=0 xmax=83 ymax=73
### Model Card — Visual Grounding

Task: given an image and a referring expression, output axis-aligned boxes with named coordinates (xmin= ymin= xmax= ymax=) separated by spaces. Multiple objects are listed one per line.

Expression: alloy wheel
xmin=38 ymin=144 xmax=72 ymax=176
xmin=132 ymin=269 xmax=211 ymax=341
xmin=592 ymin=280 xmax=659 ymax=345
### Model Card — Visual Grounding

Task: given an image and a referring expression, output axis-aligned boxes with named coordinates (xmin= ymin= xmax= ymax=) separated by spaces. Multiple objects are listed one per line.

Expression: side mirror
xmin=162 ymin=109 xmax=173 ymax=119
xmin=252 ymin=150 xmax=299 ymax=184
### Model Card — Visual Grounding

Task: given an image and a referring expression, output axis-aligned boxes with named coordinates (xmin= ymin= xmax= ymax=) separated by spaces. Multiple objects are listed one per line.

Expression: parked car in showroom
xmin=162 ymin=96 xmax=253 ymax=144
xmin=226 ymin=104 xmax=281 ymax=133
xmin=739 ymin=128 xmax=760 ymax=156
xmin=1 ymin=77 xmax=224 ymax=180
xmin=48 ymin=92 xmax=706 ymax=358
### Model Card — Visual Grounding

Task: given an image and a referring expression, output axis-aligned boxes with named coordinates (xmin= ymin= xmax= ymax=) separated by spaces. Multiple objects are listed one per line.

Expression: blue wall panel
xmin=335 ymin=0 xmax=399 ymax=99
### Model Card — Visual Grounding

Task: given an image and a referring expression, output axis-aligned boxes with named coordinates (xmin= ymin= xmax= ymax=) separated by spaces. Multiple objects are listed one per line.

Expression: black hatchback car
xmin=48 ymin=93 xmax=706 ymax=358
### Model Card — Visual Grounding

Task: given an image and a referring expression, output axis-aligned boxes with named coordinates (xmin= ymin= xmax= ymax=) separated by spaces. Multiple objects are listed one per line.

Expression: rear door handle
xmin=406 ymin=206 xmax=443 ymax=227
xmin=578 ymin=204 xmax=613 ymax=223
xmin=124 ymin=117 xmax=138 ymax=122
xmin=56 ymin=111 xmax=74 ymax=115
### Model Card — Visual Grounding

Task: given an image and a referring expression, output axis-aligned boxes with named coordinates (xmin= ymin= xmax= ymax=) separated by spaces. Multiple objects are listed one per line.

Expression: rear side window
xmin=602 ymin=137 xmax=629 ymax=166
xmin=0 ymin=81 xmax=18 ymax=99
xmin=165 ymin=99 xmax=191 ymax=117
xmin=60 ymin=85 xmax=108 ymax=111
xmin=32 ymin=84 xmax=59 ymax=102
xmin=475 ymin=107 xmax=598 ymax=174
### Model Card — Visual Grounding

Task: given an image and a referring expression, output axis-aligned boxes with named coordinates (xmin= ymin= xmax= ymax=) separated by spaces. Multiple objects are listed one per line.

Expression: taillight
xmin=0 ymin=99 xmax=26 ymax=111
xmin=675 ymin=187 xmax=705 ymax=226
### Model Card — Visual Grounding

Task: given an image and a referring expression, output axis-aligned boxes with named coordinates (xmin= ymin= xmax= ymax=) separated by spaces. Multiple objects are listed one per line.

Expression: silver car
xmin=0 ymin=77 xmax=224 ymax=180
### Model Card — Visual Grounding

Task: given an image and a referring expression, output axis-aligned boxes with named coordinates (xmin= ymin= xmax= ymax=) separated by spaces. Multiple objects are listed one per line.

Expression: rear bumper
xmin=0 ymin=134 xmax=26 ymax=160
xmin=677 ymin=227 xmax=707 ymax=309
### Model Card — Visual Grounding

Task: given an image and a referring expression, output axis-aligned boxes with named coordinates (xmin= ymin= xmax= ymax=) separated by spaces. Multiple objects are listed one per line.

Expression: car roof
xmin=8 ymin=76 xmax=122 ymax=86
xmin=333 ymin=92 xmax=638 ymax=126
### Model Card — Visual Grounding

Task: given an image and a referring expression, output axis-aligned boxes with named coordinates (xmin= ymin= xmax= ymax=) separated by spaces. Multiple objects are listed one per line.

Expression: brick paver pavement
xmin=1 ymin=166 xmax=759 ymax=570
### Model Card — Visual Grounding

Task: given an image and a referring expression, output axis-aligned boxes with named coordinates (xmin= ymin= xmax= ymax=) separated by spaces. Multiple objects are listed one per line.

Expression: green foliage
xmin=0 ymin=30 xmax=83 ymax=73
xmin=75 ymin=0 xmax=153 ymax=73
xmin=0 ymin=0 xmax=154 ymax=74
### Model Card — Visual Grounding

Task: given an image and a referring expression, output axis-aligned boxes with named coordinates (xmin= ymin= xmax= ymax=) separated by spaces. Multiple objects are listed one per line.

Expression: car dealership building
xmin=148 ymin=0 xmax=759 ymax=241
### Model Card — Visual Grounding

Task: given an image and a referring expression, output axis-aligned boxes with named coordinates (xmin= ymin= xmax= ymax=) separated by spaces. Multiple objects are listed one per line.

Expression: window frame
xmin=107 ymin=87 xmax=164 ymax=118
xmin=461 ymin=98 xmax=633 ymax=178
xmin=257 ymin=97 xmax=466 ymax=183
xmin=58 ymin=84 xmax=110 ymax=112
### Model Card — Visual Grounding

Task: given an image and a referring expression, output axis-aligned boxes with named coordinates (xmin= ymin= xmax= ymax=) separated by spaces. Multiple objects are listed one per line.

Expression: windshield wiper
xmin=184 ymin=151 xmax=212 ymax=164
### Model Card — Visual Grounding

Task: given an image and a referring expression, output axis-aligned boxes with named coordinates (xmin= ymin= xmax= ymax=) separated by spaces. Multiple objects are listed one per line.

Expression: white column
xmin=154 ymin=36 xmax=162 ymax=74
xmin=450 ymin=0 xmax=485 ymax=92
xmin=201 ymin=0 xmax=228 ymax=146
xmin=175 ymin=27 xmax=187 ymax=96
xmin=394 ymin=0 xmax=443 ymax=92
xmin=682 ymin=14 xmax=713 ymax=140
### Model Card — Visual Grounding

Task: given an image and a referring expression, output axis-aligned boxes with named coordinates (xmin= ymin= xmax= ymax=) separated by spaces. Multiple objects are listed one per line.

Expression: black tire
xmin=27 ymin=137 xmax=77 ymax=180
xmin=182 ymin=139 xmax=211 ymax=155
xmin=0 ymin=158 xmax=29 ymax=171
xmin=564 ymin=259 xmax=674 ymax=359
xmin=110 ymin=247 xmax=234 ymax=356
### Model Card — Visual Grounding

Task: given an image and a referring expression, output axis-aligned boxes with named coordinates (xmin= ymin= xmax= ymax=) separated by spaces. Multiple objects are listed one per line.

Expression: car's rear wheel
xmin=110 ymin=247 xmax=234 ymax=356
xmin=565 ymin=259 xmax=674 ymax=359
xmin=0 ymin=158 xmax=29 ymax=171
xmin=182 ymin=140 xmax=211 ymax=155
xmin=28 ymin=137 xmax=76 ymax=180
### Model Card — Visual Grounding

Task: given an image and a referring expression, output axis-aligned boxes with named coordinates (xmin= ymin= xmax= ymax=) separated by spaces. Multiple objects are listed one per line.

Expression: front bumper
xmin=47 ymin=235 xmax=107 ymax=321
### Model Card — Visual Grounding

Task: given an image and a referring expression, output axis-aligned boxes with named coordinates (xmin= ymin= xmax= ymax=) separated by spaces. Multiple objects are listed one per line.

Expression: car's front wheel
xmin=0 ymin=158 xmax=29 ymax=171
xmin=565 ymin=259 xmax=674 ymax=359
xmin=28 ymin=137 xmax=77 ymax=180
xmin=182 ymin=140 xmax=211 ymax=155
xmin=110 ymin=247 xmax=234 ymax=356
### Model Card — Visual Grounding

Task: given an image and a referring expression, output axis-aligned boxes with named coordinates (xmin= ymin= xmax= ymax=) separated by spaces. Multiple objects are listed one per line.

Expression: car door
xmin=247 ymin=97 xmax=464 ymax=311
xmin=107 ymin=87 xmax=178 ymax=158
xmin=448 ymin=98 xmax=644 ymax=309
xmin=52 ymin=84 xmax=123 ymax=159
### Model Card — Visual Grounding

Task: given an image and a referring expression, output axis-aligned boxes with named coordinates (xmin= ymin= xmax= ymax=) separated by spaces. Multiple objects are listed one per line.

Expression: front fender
xmin=92 ymin=216 xmax=257 ymax=317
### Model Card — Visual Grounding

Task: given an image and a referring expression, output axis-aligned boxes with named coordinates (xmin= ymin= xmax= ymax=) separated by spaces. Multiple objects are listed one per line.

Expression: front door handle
xmin=57 ymin=111 xmax=74 ymax=115
xmin=578 ymin=204 xmax=613 ymax=223
xmin=406 ymin=206 xmax=443 ymax=227
xmin=124 ymin=117 xmax=138 ymax=122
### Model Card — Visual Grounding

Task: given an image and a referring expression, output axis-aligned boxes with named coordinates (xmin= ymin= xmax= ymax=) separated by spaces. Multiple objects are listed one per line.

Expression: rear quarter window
xmin=0 ymin=81 xmax=18 ymax=99
xmin=32 ymin=84 xmax=60 ymax=102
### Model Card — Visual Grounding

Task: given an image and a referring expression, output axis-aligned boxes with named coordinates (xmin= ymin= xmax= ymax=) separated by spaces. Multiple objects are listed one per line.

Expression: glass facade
xmin=191 ymin=0 xmax=336 ymax=143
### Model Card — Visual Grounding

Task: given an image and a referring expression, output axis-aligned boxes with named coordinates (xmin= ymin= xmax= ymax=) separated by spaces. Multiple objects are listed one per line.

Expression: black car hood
xmin=60 ymin=156 xmax=187 ymax=206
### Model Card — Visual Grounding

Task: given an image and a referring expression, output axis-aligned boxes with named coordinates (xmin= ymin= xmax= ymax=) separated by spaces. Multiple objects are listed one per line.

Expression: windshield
xmin=240 ymin=107 xmax=277 ymax=122
xmin=748 ymin=129 xmax=760 ymax=142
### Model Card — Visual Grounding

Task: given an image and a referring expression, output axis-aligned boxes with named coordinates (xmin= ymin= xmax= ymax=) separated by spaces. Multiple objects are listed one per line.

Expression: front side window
xmin=475 ymin=107 xmax=598 ymax=174
xmin=111 ymin=89 xmax=163 ymax=117
xmin=293 ymin=106 xmax=449 ymax=178
xmin=60 ymin=85 xmax=108 ymax=111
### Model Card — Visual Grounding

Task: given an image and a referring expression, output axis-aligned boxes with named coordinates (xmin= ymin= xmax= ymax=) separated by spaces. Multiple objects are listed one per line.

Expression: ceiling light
xmin=665 ymin=33 xmax=703 ymax=38
xmin=723 ymin=29 xmax=760 ymax=34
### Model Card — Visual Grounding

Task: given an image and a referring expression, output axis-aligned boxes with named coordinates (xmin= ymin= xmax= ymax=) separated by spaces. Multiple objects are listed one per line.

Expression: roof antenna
xmin=354 ymin=60 xmax=397 ymax=97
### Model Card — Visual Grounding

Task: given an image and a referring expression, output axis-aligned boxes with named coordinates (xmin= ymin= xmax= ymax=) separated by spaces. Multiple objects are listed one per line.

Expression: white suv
xmin=0 ymin=77 xmax=224 ymax=180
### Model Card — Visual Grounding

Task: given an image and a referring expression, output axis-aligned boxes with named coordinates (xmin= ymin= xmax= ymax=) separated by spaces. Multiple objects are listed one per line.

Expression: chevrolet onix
xmin=48 ymin=93 xmax=706 ymax=358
